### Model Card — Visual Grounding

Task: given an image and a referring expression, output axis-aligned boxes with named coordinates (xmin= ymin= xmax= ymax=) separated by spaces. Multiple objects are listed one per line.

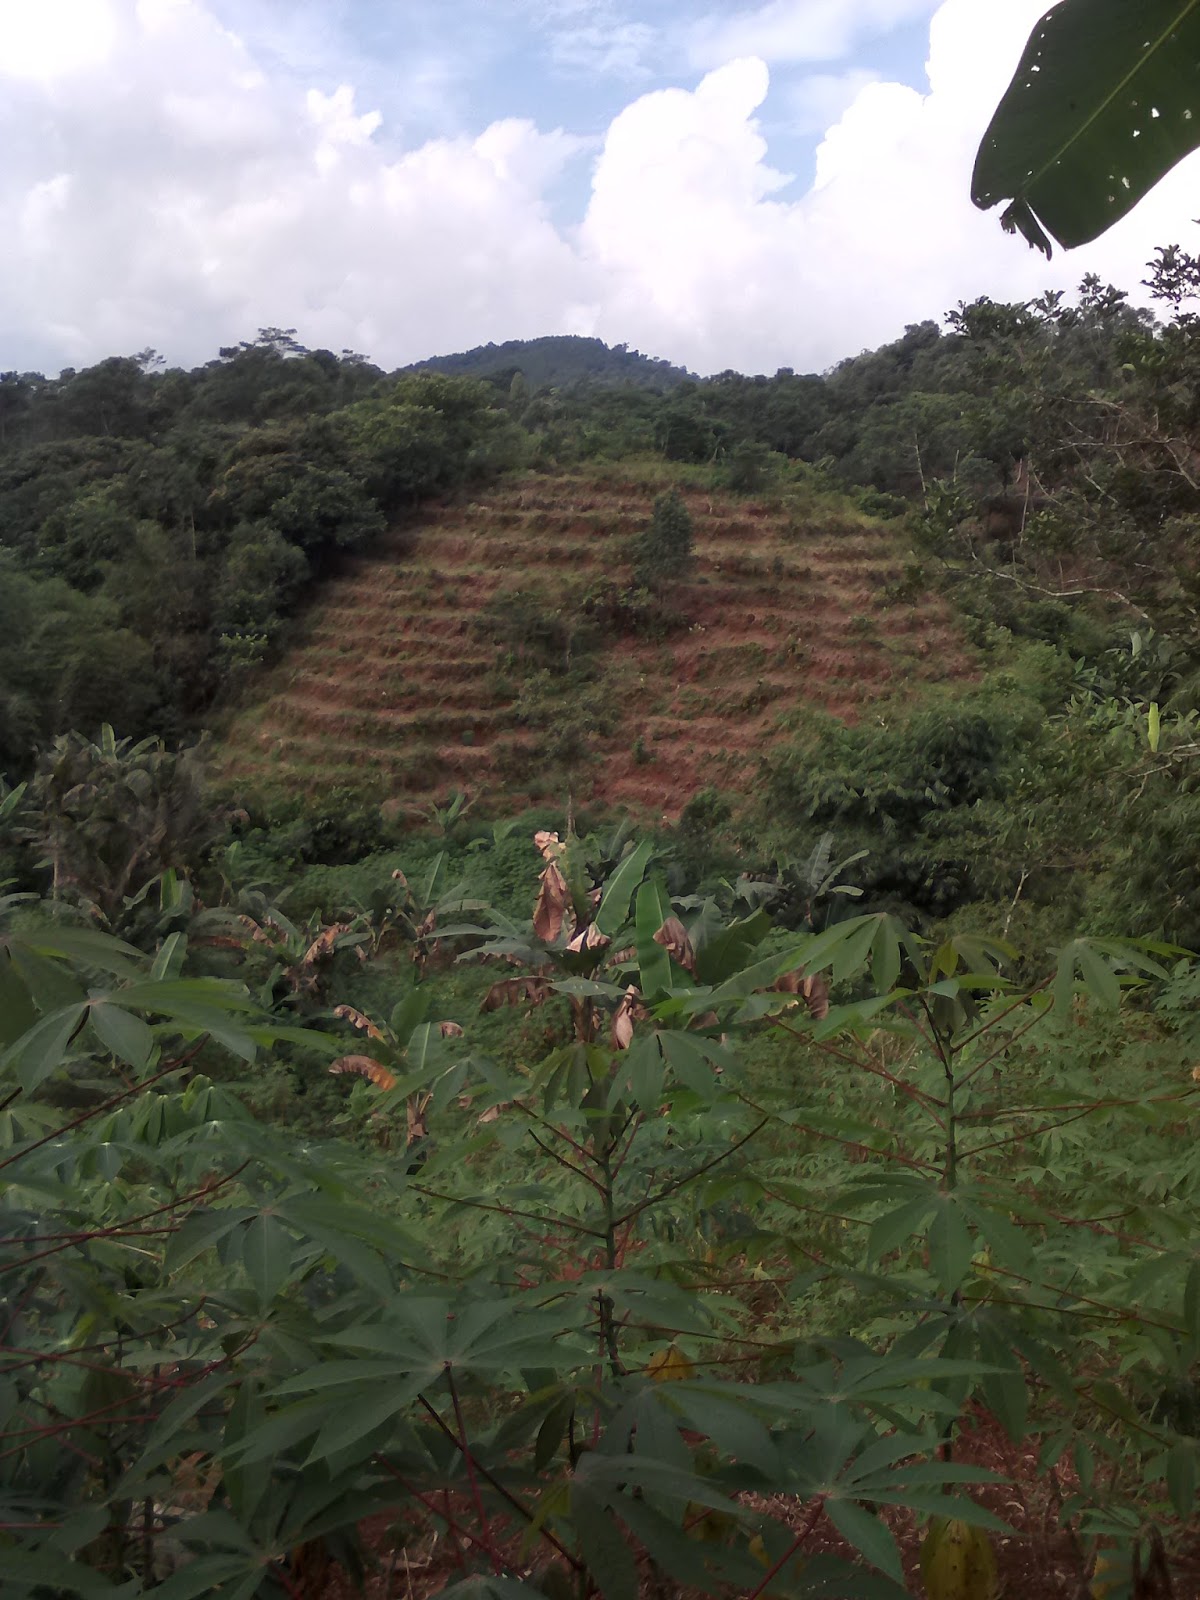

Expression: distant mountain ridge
xmin=403 ymin=334 xmax=694 ymax=392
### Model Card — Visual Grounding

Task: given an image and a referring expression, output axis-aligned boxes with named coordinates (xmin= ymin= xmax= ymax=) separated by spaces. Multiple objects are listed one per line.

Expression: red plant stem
xmin=745 ymin=1107 xmax=938 ymax=1175
xmin=526 ymin=1131 xmax=607 ymax=1193
xmin=512 ymin=1099 xmax=600 ymax=1165
xmin=431 ymin=1374 xmax=501 ymax=1574
xmin=410 ymin=1185 xmax=606 ymax=1239
xmin=0 ymin=1406 xmax=155 ymax=1458
xmin=956 ymin=1009 xmax=1053 ymax=1088
xmin=604 ymin=1110 xmax=641 ymax=1182
xmin=0 ymin=1176 xmax=246 ymax=1275
xmin=0 ymin=1300 xmax=208 ymax=1364
xmin=378 ymin=1437 xmax=584 ymax=1572
xmin=0 ymin=1278 xmax=41 ymax=1343
xmin=951 ymin=976 xmax=1054 ymax=1056
xmin=744 ymin=1496 xmax=825 ymax=1600
xmin=374 ymin=1460 xmax=511 ymax=1570
xmin=771 ymin=1017 xmax=946 ymax=1120
xmin=272 ymin=1562 xmax=307 ymax=1600
xmin=958 ymin=1087 xmax=1197 ymax=1123
xmin=0 ymin=1044 xmax=206 ymax=1173
xmin=613 ymin=1119 xmax=769 ymax=1228
xmin=973 ymin=1261 xmax=1184 ymax=1332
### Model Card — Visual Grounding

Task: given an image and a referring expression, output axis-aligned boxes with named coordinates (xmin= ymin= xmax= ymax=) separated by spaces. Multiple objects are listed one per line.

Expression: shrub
xmin=632 ymin=487 xmax=693 ymax=591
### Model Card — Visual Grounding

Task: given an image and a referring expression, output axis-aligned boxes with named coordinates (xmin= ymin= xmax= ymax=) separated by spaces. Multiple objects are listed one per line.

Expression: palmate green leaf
xmin=322 ymin=1295 xmax=580 ymax=1378
xmin=2 ymin=1546 xmax=135 ymax=1597
xmin=276 ymin=1192 xmax=422 ymax=1290
xmin=576 ymin=1450 xmax=744 ymax=1519
xmin=1054 ymin=939 xmax=1122 ymax=1013
xmin=690 ymin=906 xmax=772 ymax=985
xmin=974 ymin=1325 xmax=1029 ymax=1444
xmin=662 ymin=1386 xmax=779 ymax=1475
xmin=20 ymin=922 xmax=145 ymax=977
xmin=868 ymin=1195 xmax=936 ymax=1265
xmin=929 ymin=1196 xmax=975 ymax=1295
xmin=960 ymin=1197 xmax=1034 ymax=1277
xmin=145 ymin=1560 xmax=262 ymax=1600
xmin=571 ymin=1485 xmax=640 ymax=1600
xmin=240 ymin=1210 xmax=295 ymax=1303
xmin=305 ymin=1385 xmax=420 ymax=1464
xmin=2 ymin=1000 xmax=87 ymax=1090
xmin=86 ymin=999 xmax=155 ymax=1070
xmin=0 ymin=951 xmax=37 ymax=1045
xmin=658 ymin=1029 xmax=726 ymax=1098
xmin=823 ymin=1498 xmax=903 ymax=1584
xmin=616 ymin=1496 xmax=764 ymax=1591
xmin=1167 ymin=1439 xmax=1197 ymax=1518
xmin=123 ymin=1370 xmax=234 ymax=1484
xmin=625 ymin=1031 xmax=664 ymax=1107
xmin=972 ymin=0 xmax=1200 ymax=254
xmin=440 ymin=1578 xmax=550 ymax=1600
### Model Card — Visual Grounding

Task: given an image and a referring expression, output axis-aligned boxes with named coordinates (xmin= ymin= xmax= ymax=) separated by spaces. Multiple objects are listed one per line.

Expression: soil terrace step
xmin=221 ymin=472 xmax=976 ymax=814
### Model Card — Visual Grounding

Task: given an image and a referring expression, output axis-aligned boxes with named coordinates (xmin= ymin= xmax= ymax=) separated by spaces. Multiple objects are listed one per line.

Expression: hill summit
xmin=402 ymin=335 xmax=693 ymax=392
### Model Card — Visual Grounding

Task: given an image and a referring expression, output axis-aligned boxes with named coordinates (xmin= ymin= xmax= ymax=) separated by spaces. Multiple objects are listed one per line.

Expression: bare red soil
xmin=314 ymin=1403 xmax=1200 ymax=1599
xmin=219 ymin=472 xmax=973 ymax=819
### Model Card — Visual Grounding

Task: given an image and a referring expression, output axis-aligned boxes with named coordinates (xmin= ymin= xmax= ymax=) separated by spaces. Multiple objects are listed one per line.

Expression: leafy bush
xmin=632 ymin=487 xmax=693 ymax=592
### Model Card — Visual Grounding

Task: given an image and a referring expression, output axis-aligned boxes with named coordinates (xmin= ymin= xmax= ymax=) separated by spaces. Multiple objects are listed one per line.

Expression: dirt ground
xmin=314 ymin=1406 xmax=1200 ymax=1599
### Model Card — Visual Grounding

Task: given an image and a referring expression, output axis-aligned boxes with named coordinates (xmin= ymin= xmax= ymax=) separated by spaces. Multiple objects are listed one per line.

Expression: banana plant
xmin=328 ymin=988 xmax=465 ymax=1149
xmin=973 ymin=0 xmax=1200 ymax=254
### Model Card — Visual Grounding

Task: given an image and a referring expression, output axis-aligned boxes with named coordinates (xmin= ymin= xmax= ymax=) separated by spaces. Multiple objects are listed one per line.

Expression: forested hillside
xmin=403 ymin=333 xmax=694 ymax=392
xmin=5 ymin=252 xmax=1200 ymax=1598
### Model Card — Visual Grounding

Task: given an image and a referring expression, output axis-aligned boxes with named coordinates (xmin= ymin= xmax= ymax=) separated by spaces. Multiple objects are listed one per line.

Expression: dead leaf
xmin=302 ymin=922 xmax=352 ymax=968
xmin=654 ymin=916 xmax=697 ymax=975
xmin=773 ymin=968 xmax=830 ymax=1021
xmin=329 ymin=1055 xmax=397 ymax=1090
xmin=481 ymin=976 xmax=556 ymax=1012
xmin=439 ymin=1020 xmax=464 ymax=1038
xmin=407 ymin=1091 xmax=431 ymax=1144
xmin=645 ymin=1344 xmax=695 ymax=1382
xmin=534 ymin=830 xmax=564 ymax=864
xmin=534 ymin=861 xmax=571 ymax=943
xmin=566 ymin=922 xmax=611 ymax=955
xmin=610 ymin=985 xmax=647 ymax=1050
xmin=333 ymin=1004 xmax=386 ymax=1041
xmin=391 ymin=868 xmax=409 ymax=886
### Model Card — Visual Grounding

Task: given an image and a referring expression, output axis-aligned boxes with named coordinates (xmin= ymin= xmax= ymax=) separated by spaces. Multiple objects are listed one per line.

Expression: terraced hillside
xmin=219 ymin=468 xmax=972 ymax=819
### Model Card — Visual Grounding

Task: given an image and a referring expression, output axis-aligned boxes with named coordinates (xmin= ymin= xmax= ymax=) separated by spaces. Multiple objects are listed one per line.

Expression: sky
xmin=3 ymin=0 xmax=1200 ymax=379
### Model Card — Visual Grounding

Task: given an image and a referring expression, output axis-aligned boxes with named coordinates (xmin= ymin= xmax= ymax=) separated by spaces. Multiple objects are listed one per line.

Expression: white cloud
xmin=687 ymin=0 xmax=937 ymax=70
xmin=3 ymin=0 xmax=1200 ymax=378
xmin=547 ymin=20 xmax=658 ymax=78
xmin=783 ymin=68 xmax=881 ymax=137
xmin=0 ymin=0 xmax=119 ymax=79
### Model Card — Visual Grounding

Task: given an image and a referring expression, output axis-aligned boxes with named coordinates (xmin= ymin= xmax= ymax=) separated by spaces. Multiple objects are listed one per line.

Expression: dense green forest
xmin=5 ymin=248 xmax=1200 ymax=1598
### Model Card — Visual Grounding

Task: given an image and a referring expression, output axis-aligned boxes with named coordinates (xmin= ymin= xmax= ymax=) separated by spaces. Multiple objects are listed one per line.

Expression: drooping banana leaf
xmin=972 ymin=0 xmax=1200 ymax=255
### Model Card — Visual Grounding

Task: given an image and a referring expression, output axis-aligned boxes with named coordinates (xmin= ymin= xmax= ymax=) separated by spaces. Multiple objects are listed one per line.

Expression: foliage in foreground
xmin=1 ymin=831 xmax=1198 ymax=1598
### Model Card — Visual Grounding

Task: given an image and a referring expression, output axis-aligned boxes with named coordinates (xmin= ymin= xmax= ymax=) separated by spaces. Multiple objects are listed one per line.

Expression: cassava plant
xmin=2 ymin=830 xmax=1199 ymax=1597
